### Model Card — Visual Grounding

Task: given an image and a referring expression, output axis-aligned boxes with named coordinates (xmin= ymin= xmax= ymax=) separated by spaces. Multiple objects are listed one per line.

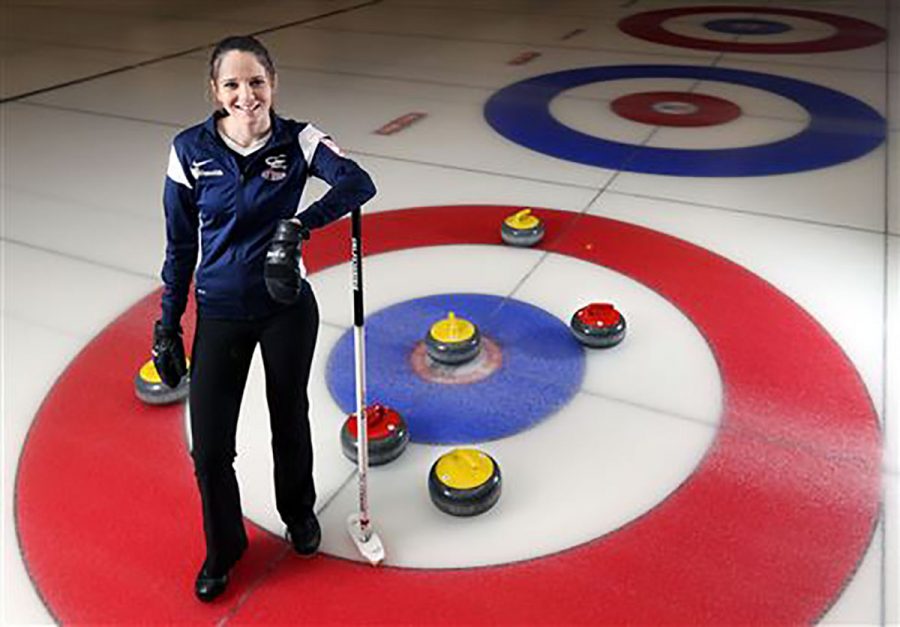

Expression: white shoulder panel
xmin=166 ymin=145 xmax=192 ymax=189
xmin=297 ymin=123 xmax=327 ymax=166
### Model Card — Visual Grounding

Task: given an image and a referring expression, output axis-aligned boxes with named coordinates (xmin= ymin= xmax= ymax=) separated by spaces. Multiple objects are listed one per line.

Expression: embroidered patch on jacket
xmin=261 ymin=154 xmax=288 ymax=181
xmin=322 ymin=137 xmax=345 ymax=157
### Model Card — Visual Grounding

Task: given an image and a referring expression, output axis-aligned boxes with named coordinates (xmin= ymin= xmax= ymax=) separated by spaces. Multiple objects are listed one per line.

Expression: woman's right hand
xmin=152 ymin=321 xmax=187 ymax=388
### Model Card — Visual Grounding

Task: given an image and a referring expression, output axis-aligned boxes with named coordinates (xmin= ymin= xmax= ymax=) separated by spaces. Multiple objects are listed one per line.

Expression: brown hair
xmin=209 ymin=35 xmax=277 ymax=82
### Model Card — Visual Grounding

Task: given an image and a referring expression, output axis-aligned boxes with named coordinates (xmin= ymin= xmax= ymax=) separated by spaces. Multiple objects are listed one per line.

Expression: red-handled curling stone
xmin=341 ymin=403 xmax=410 ymax=466
xmin=570 ymin=303 xmax=627 ymax=348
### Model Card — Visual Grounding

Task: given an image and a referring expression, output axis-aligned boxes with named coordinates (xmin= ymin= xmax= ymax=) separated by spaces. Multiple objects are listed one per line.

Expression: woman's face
xmin=210 ymin=50 xmax=275 ymax=130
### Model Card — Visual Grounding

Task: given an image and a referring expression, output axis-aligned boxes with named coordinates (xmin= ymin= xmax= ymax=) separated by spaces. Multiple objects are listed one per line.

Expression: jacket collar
xmin=202 ymin=110 xmax=291 ymax=147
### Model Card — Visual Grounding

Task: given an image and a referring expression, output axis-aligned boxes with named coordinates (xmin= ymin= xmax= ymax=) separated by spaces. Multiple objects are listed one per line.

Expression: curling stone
xmin=570 ymin=303 xmax=627 ymax=348
xmin=501 ymin=208 xmax=545 ymax=247
xmin=134 ymin=358 xmax=190 ymax=405
xmin=428 ymin=448 xmax=502 ymax=517
xmin=425 ymin=311 xmax=481 ymax=365
xmin=341 ymin=403 xmax=409 ymax=466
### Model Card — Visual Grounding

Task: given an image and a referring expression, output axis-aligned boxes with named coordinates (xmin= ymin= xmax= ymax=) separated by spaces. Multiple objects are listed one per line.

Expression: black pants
xmin=189 ymin=286 xmax=319 ymax=575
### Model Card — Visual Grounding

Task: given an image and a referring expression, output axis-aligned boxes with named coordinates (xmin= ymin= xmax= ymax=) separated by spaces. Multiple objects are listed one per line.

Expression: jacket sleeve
xmin=294 ymin=124 xmax=376 ymax=229
xmin=160 ymin=143 xmax=199 ymax=329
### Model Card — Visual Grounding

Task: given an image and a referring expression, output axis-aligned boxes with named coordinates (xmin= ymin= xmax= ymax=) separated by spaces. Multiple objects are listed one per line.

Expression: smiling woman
xmin=152 ymin=34 xmax=377 ymax=603
xmin=209 ymin=37 xmax=277 ymax=147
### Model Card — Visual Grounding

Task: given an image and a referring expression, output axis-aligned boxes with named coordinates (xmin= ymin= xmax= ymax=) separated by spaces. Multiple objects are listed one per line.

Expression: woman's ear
xmin=208 ymin=79 xmax=219 ymax=106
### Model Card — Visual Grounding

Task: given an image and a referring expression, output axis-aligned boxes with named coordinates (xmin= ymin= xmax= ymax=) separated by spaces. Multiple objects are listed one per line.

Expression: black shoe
xmin=287 ymin=513 xmax=321 ymax=556
xmin=194 ymin=564 xmax=228 ymax=603
xmin=194 ymin=537 xmax=247 ymax=603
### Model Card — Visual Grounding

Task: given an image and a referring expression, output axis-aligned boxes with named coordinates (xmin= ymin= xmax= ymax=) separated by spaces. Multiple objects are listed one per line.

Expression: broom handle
xmin=351 ymin=207 xmax=371 ymax=537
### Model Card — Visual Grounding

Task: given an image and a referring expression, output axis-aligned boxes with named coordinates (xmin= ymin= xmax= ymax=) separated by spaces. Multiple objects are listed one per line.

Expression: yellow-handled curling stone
xmin=341 ymin=403 xmax=409 ymax=466
xmin=570 ymin=302 xmax=627 ymax=348
xmin=428 ymin=448 xmax=502 ymax=516
xmin=425 ymin=311 xmax=482 ymax=365
xmin=134 ymin=358 xmax=190 ymax=405
xmin=501 ymin=208 xmax=545 ymax=247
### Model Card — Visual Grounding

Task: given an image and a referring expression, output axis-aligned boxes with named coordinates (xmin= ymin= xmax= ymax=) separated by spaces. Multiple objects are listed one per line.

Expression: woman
xmin=151 ymin=35 xmax=376 ymax=602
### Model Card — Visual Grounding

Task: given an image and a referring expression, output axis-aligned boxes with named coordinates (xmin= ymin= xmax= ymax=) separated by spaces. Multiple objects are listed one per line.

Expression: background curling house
xmin=2 ymin=0 xmax=899 ymax=624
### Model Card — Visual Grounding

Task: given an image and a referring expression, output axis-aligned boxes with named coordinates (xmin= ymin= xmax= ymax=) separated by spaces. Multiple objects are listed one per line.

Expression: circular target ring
xmin=325 ymin=293 xmax=585 ymax=443
xmin=611 ymin=91 xmax=742 ymax=127
xmin=703 ymin=18 xmax=792 ymax=36
xmin=484 ymin=65 xmax=885 ymax=176
xmin=16 ymin=206 xmax=880 ymax=623
xmin=619 ymin=6 xmax=886 ymax=53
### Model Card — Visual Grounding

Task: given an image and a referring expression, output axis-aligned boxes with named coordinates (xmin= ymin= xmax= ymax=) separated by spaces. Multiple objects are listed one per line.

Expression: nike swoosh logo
xmin=192 ymin=159 xmax=213 ymax=168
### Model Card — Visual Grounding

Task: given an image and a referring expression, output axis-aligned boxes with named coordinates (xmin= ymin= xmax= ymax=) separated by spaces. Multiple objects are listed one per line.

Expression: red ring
xmin=619 ymin=6 xmax=886 ymax=53
xmin=611 ymin=91 xmax=742 ymax=127
xmin=16 ymin=206 xmax=880 ymax=623
xmin=410 ymin=338 xmax=503 ymax=385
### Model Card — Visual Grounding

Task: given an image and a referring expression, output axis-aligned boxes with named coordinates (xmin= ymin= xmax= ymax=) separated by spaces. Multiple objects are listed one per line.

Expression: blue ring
xmin=484 ymin=65 xmax=885 ymax=177
xmin=326 ymin=293 xmax=585 ymax=444
xmin=704 ymin=18 xmax=792 ymax=35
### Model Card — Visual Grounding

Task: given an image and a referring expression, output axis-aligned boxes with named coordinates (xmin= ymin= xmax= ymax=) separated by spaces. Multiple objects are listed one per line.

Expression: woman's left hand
xmin=264 ymin=219 xmax=309 ymax=304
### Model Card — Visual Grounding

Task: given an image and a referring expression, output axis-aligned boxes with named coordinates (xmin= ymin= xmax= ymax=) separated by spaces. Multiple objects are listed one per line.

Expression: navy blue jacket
xmin=161 ymin=111 xmax=376 ymax=327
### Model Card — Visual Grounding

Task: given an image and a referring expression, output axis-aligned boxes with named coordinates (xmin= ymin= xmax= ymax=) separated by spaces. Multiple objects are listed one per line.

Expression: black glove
xmin=265 ymin=219 xmax=310 ymax=304
xmin=152 ymin=320 xmax=187 ymax=388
